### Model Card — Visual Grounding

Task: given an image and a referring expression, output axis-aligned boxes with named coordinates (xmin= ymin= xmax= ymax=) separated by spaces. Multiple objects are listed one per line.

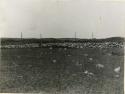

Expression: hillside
xmin=0 ymin=37 xmax=124 ymax=45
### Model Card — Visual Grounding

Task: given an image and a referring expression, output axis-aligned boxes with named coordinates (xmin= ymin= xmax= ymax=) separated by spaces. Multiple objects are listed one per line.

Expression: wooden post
xmin=21 ymin=32 xmax=23 ymax=40
xmin=39 ymin=34 xmax=42 ymax=48
xmin=75 ymin=32 xmax=76 ymax=41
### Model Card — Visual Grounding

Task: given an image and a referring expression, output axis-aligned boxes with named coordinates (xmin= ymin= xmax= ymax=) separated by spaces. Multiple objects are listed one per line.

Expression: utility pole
xmin=39 ymin=33 xmax=42 ymax=48
xmin=75 ymin=32 xmax=77 ymax=41
xmin=20 ymin=32 xmax=23 ymax=48
xmin=40 ymin=34 xmax=42 ymax=39
xmin=21 ymin=32 xmax=23 ymax=40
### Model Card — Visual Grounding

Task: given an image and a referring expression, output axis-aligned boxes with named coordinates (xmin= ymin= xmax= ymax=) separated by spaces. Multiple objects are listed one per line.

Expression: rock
xmin=84 ymin=70 xmax=94 ymax=76
xmin=115 ymin=75 xmax=120 ymax=78
xmin=67 ymin=54 xmax=71 ymax=56
xmin=96 ymin=64 xmax=104 ymax=69
xmin=84 ymin=70 xmax=89 ymax=74
xmin=89 ymin=58 xmax=93 ymax=61
xmin=64 ymin=48 xmax=67 ymax=50
xmin=49 ymin=47 xmax=53 ymax=50
xmin=52 ymin=59 xmax=57 ymax=63
xmin=114 ymin=66 xmax=120 ymax=73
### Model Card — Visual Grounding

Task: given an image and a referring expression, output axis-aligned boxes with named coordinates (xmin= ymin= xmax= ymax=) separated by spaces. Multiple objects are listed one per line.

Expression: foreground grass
xmin=0 ymin=48 xmax=124 ymax=93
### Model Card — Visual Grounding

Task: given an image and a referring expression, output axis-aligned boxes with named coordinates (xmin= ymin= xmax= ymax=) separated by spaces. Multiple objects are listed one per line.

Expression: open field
xmin=0 ymin=47 xmax=124 ymax=93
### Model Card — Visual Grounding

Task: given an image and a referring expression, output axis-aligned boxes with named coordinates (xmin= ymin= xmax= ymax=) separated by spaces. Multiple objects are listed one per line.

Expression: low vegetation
xmin=0 ymin=47 xmax=124 ymax=93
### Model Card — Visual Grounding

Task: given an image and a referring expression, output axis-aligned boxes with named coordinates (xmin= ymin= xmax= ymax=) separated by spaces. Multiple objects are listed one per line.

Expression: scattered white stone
xmin=96 ymin=64 xmax=104 ymax=69
xmin=80 ymin=46 xmax=83 ymax=48
xmin=64 ymin=48 xmax=67 ymax=50
xmin=115 ymin=75 xmax=120 ymax=78
xmin=84 ymin=70 xmax=89 ymax=74
xmin=49 ymin=47 xmax=53 ymax=50
xmin=67 ymin=54 xmax=71 ymax=56
xmin=17 ymin=75 xmax=23 ymax=78
xmin=89 ymin=58 xmax=93 ymax=61
xmin=114 ymin=66 xmax=120 ymax=73
xmin=84 ymin=70 xmax=94 ymax=76
xmin=107 ymin=53 xmax=112 ymax=56
xmin=52 ymin=59 xmax=57 ymax=63
xmin=89 ymin=72 xmax=94 ymax=76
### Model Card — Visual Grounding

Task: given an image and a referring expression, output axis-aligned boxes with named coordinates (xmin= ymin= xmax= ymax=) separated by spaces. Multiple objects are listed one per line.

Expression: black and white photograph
xmin=0 ymin=0 xmax=124 ymax=93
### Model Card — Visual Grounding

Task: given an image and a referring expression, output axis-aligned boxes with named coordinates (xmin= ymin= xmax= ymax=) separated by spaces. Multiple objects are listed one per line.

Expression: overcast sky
xmin=0 ymin=0 xmax=125 ymax=38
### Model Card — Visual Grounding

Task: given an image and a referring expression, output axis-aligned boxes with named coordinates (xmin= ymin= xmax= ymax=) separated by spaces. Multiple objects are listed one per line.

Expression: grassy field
xmin=0 ymin=47 xmax=124 ymax=94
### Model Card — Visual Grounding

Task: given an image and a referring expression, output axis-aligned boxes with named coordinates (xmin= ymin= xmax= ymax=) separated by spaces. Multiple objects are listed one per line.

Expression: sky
xmin=0 ymin=0 xmax=125 ymax=38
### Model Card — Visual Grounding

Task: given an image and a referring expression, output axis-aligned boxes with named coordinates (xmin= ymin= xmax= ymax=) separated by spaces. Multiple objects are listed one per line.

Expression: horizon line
xmin=0 ymin=36 xmax=124 ymax=39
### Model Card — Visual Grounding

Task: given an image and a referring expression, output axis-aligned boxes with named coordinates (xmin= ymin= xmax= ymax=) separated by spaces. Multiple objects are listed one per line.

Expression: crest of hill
xmin=0 ymin=37 xmax=124 ymax=44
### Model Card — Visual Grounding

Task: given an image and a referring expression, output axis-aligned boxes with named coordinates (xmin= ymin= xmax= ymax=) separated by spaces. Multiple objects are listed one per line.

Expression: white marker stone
xmin=49 ymin=47 xmax=53 ymax=50
xmin=115 ymin=75 xmax=120 ymax=78
xmin=64 ymin=48 xmax=67 ymax=50
xmin=89 ymin=72 xmax=94 ymax=76
xmin=67 ymin=54 xmax=71 ymax=56
xmin=114 ymin=66 xmax=120 ymax=73
xmin=52 ymin=59 xmax=57 ymax=63
xmin=84 ymin=70 xmax=88 ymax=74
xmin=89 ymin=58 xmax=93 ymax=61
xmin=96 ymin=64 xmax=104 ymax=68
xmin=80 ymin=46 xmax=83 ymax=48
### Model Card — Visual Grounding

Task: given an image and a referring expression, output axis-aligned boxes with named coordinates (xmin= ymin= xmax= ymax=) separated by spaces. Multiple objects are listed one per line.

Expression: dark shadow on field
xmin=0 ymin=47 xmax=124 ymax=94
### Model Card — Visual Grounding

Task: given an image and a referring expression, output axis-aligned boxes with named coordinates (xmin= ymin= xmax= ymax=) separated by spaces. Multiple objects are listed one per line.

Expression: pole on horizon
xmin=39 ymin=33 xmax=42 ymax=48
xmin=20 ymin=32 xmax=23 ymax=47
xmin=21 ymin=32 xmax=23 ymax=40
xmin=40 ymin=34 xmax=42 ymax=39
xmin=75 ymin=32 xmax=77 ymax=41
